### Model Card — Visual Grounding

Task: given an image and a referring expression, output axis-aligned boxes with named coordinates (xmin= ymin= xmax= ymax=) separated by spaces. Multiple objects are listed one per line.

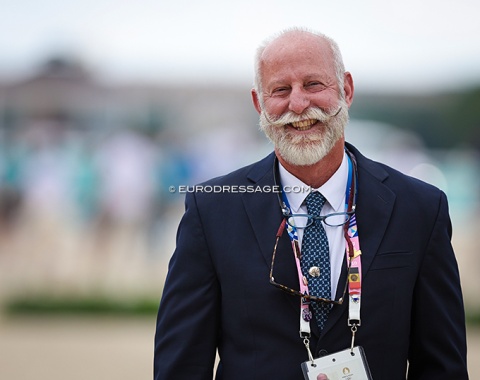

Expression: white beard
xmin=259 ymin=101 xmax=349 ymax=166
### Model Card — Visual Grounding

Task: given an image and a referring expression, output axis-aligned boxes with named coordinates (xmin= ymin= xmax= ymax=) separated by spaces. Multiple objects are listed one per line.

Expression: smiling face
xmin=252 ymin=31 xmax=353 ymax=167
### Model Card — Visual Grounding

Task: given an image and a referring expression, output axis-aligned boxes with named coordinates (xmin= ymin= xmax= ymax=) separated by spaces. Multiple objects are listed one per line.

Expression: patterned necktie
xmin=301 ymin=191 xmax=331 ymax=331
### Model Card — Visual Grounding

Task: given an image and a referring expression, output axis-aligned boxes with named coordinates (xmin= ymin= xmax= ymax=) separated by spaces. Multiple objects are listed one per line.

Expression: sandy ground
xmin=0 ymin=316 xmax=155 ymax=380
xmin=0 ymin=316 xmax=478 ymax=380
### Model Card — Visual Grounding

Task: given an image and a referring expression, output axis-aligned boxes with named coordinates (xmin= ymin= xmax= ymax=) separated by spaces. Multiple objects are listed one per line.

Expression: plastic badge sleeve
xmin=301 ymin=346 xmax=373 ymax=380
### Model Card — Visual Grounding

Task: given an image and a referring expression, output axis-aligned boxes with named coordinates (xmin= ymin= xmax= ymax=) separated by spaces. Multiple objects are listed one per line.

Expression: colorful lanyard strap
xmin=343 ymin=153 xmax=362 ymax=353
xmin=278 ymin=150 xmax=362 ymax=357
xmin=344 ymin=158 xmax=362 ymax=328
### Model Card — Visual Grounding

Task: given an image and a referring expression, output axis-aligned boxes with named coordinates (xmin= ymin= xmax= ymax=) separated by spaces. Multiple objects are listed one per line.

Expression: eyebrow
xmin=267 ymin=74 xmax=328 ymax=89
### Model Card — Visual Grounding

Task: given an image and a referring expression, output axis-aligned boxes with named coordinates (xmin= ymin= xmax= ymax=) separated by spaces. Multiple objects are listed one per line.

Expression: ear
xmin=343 ymin=72 xmax=354 ymax=107
xmin=251 ymin=88 xmax=262 ymax=114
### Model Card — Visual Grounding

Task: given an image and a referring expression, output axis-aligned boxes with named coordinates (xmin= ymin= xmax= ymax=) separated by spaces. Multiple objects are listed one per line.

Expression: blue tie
xmin=301 ymin=191 xmax=331 ymax=331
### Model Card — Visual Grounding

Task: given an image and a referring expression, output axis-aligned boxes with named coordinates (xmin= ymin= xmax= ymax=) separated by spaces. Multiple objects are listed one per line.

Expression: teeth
xmin=291 ymin=119 xmax=317 ymax=130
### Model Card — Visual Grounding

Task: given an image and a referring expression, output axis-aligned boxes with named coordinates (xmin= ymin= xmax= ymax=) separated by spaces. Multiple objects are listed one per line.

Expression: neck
xmin=276 ymin=138 xmax=345 ymax=189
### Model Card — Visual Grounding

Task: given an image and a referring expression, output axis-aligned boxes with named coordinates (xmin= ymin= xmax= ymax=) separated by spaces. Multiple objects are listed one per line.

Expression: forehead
xmin=259 ymin=33 xmax=336 ymax=86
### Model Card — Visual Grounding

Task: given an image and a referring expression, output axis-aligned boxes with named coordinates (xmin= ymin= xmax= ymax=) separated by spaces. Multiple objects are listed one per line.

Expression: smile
xmin=289 ymin=119 xmax=318 ymax=131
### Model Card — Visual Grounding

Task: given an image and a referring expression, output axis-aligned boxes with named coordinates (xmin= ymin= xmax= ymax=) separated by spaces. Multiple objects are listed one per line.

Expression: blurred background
xmin=0 ymin=0 xmax=479 ymax=379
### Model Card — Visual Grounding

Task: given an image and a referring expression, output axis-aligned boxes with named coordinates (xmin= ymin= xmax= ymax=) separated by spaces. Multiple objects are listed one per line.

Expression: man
xmin=154 ymin=27 xmax=468 ymax=379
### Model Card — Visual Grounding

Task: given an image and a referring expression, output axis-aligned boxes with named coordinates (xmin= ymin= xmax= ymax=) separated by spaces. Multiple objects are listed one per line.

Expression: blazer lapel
xmin=321 ymin=144 xmax=396 ymax=338
xmin=242 ymin=153 xmax=300 ymax=311
xmin=242 ymin=153 xmax=283 ymax=267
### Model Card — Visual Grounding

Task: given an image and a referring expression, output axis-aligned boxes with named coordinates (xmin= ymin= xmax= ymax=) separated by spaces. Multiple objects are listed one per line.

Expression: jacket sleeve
xmin=154 ymin=192 xmax=220 ymax=380
xmin=407 ymin=191 xmax=468 ymax=379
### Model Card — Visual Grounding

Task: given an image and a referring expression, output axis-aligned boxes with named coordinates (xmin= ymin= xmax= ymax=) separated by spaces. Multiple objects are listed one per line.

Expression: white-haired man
xmin=154 ymin=28 xmax=468 ymax=379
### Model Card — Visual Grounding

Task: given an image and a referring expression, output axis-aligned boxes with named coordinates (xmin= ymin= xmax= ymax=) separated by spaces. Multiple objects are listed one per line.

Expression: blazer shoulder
xmin=350 ymin=144 xmax=442 ymax=190
xmin=198 ymin=152 xmax=275 ymax=187
xmin=375 ymin=160 xmax=444 ymax=200
xmin=348 ymin=143 xmax=447 ymax=207
xmin=181 ymin=152 xmax=276 ymax=212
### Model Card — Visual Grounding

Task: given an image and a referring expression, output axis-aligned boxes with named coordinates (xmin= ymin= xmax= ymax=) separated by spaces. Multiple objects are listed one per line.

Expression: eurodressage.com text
xmin=170 ymin=185 xmax=311 ymax=194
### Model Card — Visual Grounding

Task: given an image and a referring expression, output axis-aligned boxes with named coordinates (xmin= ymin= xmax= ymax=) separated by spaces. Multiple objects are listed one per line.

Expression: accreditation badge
xmin=301 ymin=346 xmax=372 ymax=380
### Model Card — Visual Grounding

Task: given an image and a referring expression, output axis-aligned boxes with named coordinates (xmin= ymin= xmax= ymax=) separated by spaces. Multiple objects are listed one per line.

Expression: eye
xmin=305 ymin=81 xmax=326 ymax=91
xmin=271 ymin=86 xmax=290 ymax=96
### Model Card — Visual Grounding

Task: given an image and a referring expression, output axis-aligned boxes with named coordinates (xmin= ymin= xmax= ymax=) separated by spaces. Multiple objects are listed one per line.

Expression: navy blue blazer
xmin=154 ymin=143 xmax=468 ymax=379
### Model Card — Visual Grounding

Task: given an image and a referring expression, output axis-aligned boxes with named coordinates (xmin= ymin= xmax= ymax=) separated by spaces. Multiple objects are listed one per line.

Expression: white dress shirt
xmin=279 ymin=153 xmax=349 ymax=299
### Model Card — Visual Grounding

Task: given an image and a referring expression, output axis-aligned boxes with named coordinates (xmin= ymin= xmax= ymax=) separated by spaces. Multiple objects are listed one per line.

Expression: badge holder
xmin=301 ymin=346 xmax=372 ymax=380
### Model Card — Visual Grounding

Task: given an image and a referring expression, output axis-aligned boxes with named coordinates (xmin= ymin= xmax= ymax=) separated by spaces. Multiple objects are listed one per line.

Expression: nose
xmin=288 ymin=87 xmax=310 ymax=114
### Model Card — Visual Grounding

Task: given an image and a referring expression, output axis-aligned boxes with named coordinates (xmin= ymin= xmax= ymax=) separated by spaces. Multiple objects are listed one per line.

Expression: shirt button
xmin=318 ymin=349 xmax=328 ymax=357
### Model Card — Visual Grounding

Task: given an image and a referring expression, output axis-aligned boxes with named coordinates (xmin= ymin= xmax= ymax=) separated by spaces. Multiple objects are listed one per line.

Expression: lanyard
xmin=276 ymin=149 xmax=362 ymax=356
xmin=280 ymin=183 xmax=312 ymax=336
xmin=343 ymin=156 xmax=362 ymax=327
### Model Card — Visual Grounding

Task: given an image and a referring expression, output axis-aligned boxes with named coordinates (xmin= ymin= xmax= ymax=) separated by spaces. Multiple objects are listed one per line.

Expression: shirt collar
xmin=278 ymin=152 xmax=349 ymax=214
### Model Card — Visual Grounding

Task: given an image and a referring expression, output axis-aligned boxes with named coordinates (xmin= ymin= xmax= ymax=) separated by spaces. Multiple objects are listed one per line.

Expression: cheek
xmin=264 ymin=98 xmax=289 ymax=117
xmin=310 ymin=93 xmax=339 ymax=110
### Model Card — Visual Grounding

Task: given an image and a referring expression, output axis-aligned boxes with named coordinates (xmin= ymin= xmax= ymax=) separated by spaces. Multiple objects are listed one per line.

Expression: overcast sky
xmin=1 ymin=0 xmax=479 ymax=93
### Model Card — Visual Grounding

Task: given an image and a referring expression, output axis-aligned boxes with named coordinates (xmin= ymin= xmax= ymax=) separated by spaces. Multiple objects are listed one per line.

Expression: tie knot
xmin=305 ymin=191 xmax=326 ymax=215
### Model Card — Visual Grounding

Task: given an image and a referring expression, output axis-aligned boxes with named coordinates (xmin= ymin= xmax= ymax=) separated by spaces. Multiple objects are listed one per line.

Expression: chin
xmin=278 ymin=142 xmax=331 ymax=166
xmin=279 ymin=127 xmax=344 ymax=166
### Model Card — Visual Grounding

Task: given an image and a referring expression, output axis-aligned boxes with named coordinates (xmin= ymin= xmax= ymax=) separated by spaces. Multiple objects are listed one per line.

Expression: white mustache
xmin=262 ymin=106 xmax=342 ymax=128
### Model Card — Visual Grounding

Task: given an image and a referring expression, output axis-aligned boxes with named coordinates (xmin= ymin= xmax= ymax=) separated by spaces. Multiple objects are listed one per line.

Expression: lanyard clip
xmin=302 ymin=335 xmax=315 ymax=366
xmin=350 ymin=323 xmax=358 ymax=353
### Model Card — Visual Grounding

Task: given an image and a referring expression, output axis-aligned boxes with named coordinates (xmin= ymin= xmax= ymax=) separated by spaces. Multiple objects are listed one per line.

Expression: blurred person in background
xmin=154 ymin=27 xmax=468 ymax=379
